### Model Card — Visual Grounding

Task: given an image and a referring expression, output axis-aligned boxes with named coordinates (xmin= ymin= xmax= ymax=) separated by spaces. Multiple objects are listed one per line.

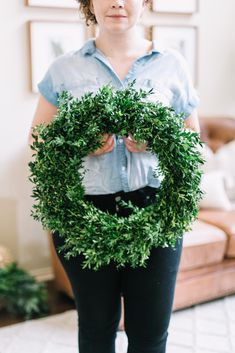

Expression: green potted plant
xmin=0 ymin=246 xmax=49 ymax=320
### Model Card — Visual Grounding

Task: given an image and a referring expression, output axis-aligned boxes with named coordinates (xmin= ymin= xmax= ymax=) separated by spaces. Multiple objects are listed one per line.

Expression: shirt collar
xmin=80 ymin=38 xmax=163 ymax=56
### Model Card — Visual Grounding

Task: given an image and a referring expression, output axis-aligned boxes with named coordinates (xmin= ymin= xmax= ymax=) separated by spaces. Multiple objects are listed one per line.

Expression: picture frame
xmin=26 ymin=0 xmax=78 ymax=9
xmin=151 ymin=25 xmax=198 ymax=85
xmin=29 ymin=21 xmax=88 ymax=93
xmin=136 ymin=24 xmax=152 ymax=41
xmin=152 ymin=0 xmax=198 ymax=14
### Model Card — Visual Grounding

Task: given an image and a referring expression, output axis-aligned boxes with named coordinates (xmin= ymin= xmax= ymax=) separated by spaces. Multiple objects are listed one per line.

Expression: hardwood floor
xmin=0 ymin=280 xmax=76 ymax=328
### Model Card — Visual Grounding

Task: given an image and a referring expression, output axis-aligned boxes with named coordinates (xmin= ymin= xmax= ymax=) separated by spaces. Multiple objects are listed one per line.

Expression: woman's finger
xmin=101 ymin=133 xmax=110 ymax=144
xmin=102 ymin=135 xmax=115 ymax=152
xmin=89 ymin=134 xmax=114 ymax=156
xmin=123 ymin=136 xmax=147 ymax=152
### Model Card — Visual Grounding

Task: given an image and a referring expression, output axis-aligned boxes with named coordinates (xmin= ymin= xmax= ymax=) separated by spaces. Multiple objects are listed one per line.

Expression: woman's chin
xmin=100 ymin=23 xmax=133 ymax=34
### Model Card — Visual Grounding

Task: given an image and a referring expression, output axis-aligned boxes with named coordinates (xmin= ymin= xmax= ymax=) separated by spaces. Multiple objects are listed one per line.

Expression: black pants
xmin=52 ymin=186 xmax=183 ymax=353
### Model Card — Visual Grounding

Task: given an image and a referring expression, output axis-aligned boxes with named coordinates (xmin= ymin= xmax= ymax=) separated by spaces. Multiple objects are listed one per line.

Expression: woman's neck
xmin=95 ymin=29 xmax=152 ymax=60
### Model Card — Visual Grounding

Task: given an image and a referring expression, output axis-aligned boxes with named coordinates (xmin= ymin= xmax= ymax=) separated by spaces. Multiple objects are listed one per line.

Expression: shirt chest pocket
xmin=62 ymin=79 xmax=100 ymax=100
xmin=135 ymin=79 xmax=173 ymax=107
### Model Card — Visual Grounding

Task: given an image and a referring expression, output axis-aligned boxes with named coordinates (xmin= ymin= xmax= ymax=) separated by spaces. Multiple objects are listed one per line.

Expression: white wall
xmin=0 ymin=0 xmax=235 ymax=278
xmin=198 ymin=0 xmax=235 ymax=115
xmin=0 ymin=1 xmax=80 ymax=278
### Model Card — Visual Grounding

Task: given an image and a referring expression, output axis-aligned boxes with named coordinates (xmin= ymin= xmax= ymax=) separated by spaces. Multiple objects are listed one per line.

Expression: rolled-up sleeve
xmin=170 ymin=50 xmax=200 ymax=119
xmin=37 ymin=65 xmax=59 ymax=107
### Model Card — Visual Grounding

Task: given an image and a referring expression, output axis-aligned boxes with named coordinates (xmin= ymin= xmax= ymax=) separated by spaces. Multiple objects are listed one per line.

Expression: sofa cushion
xmin=199 ymin=170 xmax=233 ymax=211
xmin=214 ymin=140 xmax=235 ymax=200
xmin=179 ymin=220 xmax=227 ymax=271
xmin=200 ymin=142 xmax=235 ymax=202
xmin=198 ymin=210 xmax=235 ymax=257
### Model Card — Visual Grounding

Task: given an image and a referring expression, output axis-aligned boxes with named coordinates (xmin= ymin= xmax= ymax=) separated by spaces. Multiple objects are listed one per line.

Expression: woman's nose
xmin=111 ymin=0 xmax=125 ymax=8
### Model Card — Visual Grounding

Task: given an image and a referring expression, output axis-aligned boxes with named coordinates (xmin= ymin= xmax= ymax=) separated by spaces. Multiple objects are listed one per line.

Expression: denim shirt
xmin=38 ymin=38 xmax=199 ymax=195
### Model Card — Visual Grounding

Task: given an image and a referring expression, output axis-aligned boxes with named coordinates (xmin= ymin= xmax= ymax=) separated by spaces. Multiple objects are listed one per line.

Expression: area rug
xmin=0 ymin=295 xmax=234 ymax=353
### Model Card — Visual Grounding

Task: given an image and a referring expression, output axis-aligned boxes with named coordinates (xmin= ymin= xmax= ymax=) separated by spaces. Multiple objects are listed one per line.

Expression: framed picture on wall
xmin=152 ymin=0 xmax=198 ymax=14
xmin=136 ymin=24 xmax=152 ymax=41
xmin=27 ymin=0 xmax=78 ymax=8
xmin=152 ymin=25 xmax=198 ymax=85
xmin=29 ymin=21 xmax=87 ymax=93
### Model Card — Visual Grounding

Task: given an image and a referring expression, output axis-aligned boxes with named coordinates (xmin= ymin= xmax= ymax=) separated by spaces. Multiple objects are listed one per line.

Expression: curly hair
xmin=76 ymin=0 xmax=151 ymax=26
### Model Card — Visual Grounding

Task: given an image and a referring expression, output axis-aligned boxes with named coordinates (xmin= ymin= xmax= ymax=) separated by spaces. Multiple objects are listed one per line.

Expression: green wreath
xmin=29 ymin=81 xmax=204 ymax=270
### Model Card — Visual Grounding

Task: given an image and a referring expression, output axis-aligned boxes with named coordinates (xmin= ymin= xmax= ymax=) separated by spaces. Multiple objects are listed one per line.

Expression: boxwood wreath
xmin=29 ymin=81 xmax=204 ymax=270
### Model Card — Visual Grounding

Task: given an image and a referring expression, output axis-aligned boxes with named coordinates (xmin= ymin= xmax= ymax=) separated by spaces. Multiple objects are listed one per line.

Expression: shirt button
xmin=119 ymin=138 xmax=123 ymax=144
xmin=122 ymin=166 xmax=126 ymax=171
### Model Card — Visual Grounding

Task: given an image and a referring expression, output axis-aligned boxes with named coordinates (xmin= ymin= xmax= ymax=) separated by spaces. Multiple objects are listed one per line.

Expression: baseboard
xmin=29 ymin=266 xmax=55 ymax=282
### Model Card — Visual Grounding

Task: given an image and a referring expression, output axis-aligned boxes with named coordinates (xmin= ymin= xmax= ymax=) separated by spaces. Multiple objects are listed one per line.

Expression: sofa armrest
xmin=198 ymin=210 xmax=235 ymax=257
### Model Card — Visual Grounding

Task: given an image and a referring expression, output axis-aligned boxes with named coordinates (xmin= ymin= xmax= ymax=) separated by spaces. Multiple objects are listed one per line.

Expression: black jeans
xmin=52 ymin=186 xmax=183 ymax=353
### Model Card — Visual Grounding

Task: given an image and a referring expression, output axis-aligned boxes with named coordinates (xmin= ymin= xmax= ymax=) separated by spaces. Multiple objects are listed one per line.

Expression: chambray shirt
xmin=38 ymin=38 xmax=199 ymax=195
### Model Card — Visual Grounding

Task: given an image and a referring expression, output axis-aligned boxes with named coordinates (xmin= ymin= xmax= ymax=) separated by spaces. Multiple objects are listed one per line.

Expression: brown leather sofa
xmin=173 ymin=117 xmax=235 ymax=310
xmin=47 ymin=117 xmax=235 ymax=324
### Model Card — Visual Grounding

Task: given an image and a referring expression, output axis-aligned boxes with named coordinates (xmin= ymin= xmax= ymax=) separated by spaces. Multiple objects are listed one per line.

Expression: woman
xmin=28 ymin=1 xmax=200 ymax=352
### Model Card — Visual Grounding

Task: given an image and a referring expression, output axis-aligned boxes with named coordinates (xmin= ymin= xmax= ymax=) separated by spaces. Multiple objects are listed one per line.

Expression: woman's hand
xmin=123 ymin=134 xmax=148 ymax=153
xmin=89 ymin=133 xmax=115 ymax=156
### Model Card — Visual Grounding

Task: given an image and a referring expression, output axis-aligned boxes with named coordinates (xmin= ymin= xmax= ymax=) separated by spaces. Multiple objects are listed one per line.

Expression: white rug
xmin=0 ymin=295 xmax=235 ymax=353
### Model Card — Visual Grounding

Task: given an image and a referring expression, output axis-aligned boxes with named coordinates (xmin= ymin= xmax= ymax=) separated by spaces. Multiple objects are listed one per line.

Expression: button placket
xmin=115 ymin=195 xmax=121 ymax=212
xmin=116 ymin=135 xmax=130 ymax=192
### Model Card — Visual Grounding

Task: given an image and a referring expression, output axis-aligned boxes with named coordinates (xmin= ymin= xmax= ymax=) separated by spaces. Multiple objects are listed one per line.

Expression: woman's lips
xmin=107 ymin=15 xmax=127 ymax=18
